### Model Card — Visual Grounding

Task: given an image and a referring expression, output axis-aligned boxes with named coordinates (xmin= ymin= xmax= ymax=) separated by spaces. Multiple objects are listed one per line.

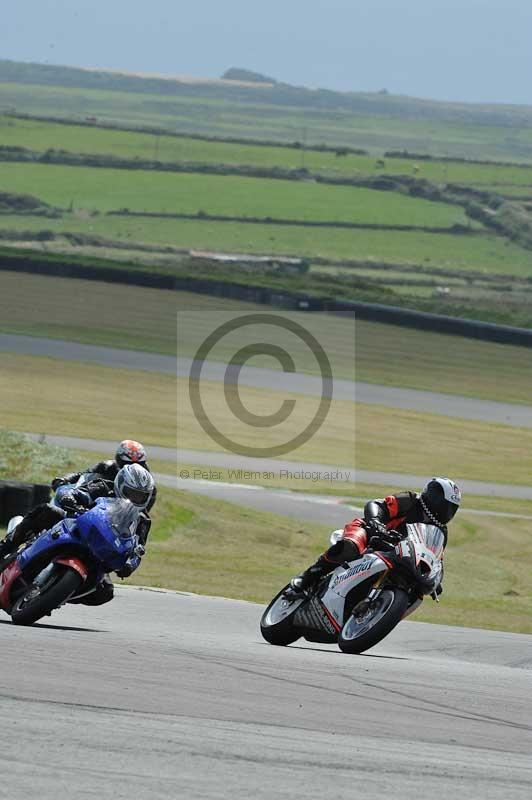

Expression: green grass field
xmin=137 ymin=487 xmax=532 ymax=633
xmin=1 ymin=273 xmax=531 ymax=404
xmin=3 ymin=80 xmax=532 ymax=162
xmin=2 ymin=70 xmax=532 ymax=637
xmin=490 ymin=185 xmax=532 ymax=197
xmin=176 ymin=375 xmax=532 ymax=486
xmin=167 ymin=460 xmax=532 ymax=517
xmin=49 ymin=446 xmax=532 ymax=521
xmin=0 ymin=354 xmax=177 ymax=447
xmin=3 ymin=432 xmax=531 ymax=633
xmin=0 ymin=161 xmax=471 ymax=228
xmin=3 ymin=353 xmax=532 ymax=486
xmin=1 ymin=111 xmax=531 ymax=320
xmin=4 ymin=114 xmax=532 ymax=189
xmin=2 ymin=214 xmax=531 ymax=276
xmin=10 ymin=437 xmax=528 ymax=519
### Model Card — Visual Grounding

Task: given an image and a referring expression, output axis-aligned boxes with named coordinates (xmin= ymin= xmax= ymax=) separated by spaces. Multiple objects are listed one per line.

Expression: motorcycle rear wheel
xmin=11 ymin=567 xmax=84 ymax=626
xmin=338 ymin=587 xmax=409 ymax=654
xmin=260 ymin=587 xmax=305 ymax=646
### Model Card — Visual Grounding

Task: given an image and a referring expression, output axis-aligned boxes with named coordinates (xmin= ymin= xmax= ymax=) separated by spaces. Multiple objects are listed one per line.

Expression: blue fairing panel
xmin=17 ymin=519 xmax=78 ymax=570
xmin=17 ymin=498 xmax=138 ymax=574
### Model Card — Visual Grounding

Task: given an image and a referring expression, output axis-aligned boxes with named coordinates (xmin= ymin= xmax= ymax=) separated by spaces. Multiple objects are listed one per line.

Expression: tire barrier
xmin=327 ymin=298 xmax=532 ymax=348
xmin=0 ymin=481 xmax=50 ymax=526
xmin=2 ymin=252 xmax=532 ymax=348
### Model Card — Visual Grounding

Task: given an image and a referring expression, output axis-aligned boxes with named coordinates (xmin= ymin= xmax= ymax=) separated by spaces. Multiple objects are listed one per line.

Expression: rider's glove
xmin=365 ymin=518 xmax=388 ymax=540
xmin=367 ymin=520 xmax=403 ymax=550
xmin=59 ymin=489 xmax=90 ymax=515
xmin=430 ymin=583 xmax=443 ymax=602
xmin=365 ymin=518 xmax=388 ymax=537
xmin=84 ymin=477 xmax=114 ymax=498
xmin=116 ymin=550 xmax=142 ymax=578
xmin=384 ymin=529 xmax=403 ymax=544
xmin=137 ymin=514 xmax=152 ymax=546
xmin=51 ymin=477 xmax=68 ymax=491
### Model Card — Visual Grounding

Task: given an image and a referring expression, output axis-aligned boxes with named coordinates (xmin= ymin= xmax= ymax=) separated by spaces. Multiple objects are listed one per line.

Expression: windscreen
xmin=406 ymin=523 xmax=445 ymax=559
xmin=105 ymin=497 xmax=141 ymax=539
xmin=75 ymin=471 xmax=100 ymax=487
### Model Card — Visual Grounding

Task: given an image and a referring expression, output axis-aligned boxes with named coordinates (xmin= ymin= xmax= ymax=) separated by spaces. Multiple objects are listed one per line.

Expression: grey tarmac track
xmin=27 ymin=433 xmax=532 ymax=502
xmin=0 ymin=587 xmax=530 ymax=800
xmin=3 ymin=333 xmax=532 ymax=427
xmin=25 ymin=433 xmax=532 ymax=524
xmin=158 ymin=475 xmax=532 ymax=523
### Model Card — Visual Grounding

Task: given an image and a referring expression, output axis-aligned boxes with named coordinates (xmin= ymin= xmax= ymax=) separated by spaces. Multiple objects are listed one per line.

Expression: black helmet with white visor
xmin=114 ymin=464 xmax=155 ymax=509
xmin=420 ymin=477 xmax=461 ymax=527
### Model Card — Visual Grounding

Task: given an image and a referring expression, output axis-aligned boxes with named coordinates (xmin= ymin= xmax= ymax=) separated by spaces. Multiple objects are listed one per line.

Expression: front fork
xmin=362 ymin=566 xmax=438 ymax=620
xmin=357 ymin=569 xmax=389 ymax=611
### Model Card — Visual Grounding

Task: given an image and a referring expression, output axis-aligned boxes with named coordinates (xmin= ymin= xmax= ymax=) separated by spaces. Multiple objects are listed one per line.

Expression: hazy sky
xmin=4 ymin=1 xmax=532 ymax=105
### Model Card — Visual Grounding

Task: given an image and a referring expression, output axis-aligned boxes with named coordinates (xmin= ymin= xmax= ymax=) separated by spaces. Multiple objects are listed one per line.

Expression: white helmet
xmin=420 ymin=477 xmax=461 ymax=527
xmin=114 ymin=464 xmax=154 ymax=509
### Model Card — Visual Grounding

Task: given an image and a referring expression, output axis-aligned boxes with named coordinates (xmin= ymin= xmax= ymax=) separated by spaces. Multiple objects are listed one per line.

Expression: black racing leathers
xmin=53 ymin=459 xmax=157 ymax=512
xmin=363 ymin=492 xmax=448 ymax=547
xmin=294 ymin=491 xmax=447 ymax=591
xmin=7 ymin=477 xmax=115 ymax=549
xmin=3 ymin=480 xmax=143 ymax=607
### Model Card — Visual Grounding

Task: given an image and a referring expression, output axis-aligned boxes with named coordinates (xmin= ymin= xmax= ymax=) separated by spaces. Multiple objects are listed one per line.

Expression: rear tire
xmin=338 ymin=587 xmax=409 ymax=654
xmin=260 ymin=587 xmax=304 ymax=646
xmin=11 ymin=567 xmax=83 ymax=626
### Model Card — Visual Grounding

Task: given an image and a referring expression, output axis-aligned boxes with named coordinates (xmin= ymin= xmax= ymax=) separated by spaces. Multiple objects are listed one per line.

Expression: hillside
xmin=2 ymin=59 xmax=532 ymax=160
xmin=0 ymin=109 xmax=532 ymax=328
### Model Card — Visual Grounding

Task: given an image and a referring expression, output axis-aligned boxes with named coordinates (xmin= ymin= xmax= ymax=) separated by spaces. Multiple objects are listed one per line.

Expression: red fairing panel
xmin=55 ymin=558 xmax=88 ymax=581
xmin=0 ymin=561 xmax=22 ymax=610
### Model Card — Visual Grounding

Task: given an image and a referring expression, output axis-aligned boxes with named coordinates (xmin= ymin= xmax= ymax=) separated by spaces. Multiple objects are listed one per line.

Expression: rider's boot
xmin=286 ymin=537 xmax=365 ymax=597
xmin=0 ymin=528 xmax=18 ymax=561
xmin=0 ymin=513 xmax=24 ymax=559
xmin=286 ymin=560 xmax=330 ymax=596
xmin=0 ymin=536 xmax=15 ymax=560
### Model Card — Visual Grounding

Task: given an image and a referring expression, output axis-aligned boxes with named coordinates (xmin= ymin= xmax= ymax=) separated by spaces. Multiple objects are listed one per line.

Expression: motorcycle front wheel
xmin=338 ymin=587 xmax=409 ymax=654
xmin=260 ymin=587 xmax=305 ymax=646
xmin=11 ymin=566 xmax=84 ymax=626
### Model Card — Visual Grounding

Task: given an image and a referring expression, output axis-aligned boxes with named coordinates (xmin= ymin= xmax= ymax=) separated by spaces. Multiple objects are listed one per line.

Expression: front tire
xmin=11 ymin=567 xmax=84 ymax=626
xmin=338 ymin=587 xmax=409 ymax=654
xmin=260 ymin=587 xmax=305 ymax=646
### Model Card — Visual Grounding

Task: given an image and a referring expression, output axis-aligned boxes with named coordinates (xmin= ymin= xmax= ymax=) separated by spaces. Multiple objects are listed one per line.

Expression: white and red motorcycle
xmin=260 ymin=522 xmax=444 ymax=654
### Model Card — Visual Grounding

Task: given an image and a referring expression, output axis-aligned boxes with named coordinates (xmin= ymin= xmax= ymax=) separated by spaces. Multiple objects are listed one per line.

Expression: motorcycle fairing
xmin=55 ymin=557 xmax=89 ymax=580
xmin=320 ymin=554 xmax=389 ymax=629
xmin=392 ymin=523 xmax=444 ymax=591
xmin=17 ymin=498 xmax=137 ymax=575
xmin=406 ymin=523 xmax=445 ymax=560
xmin=17 ymin=519 xmax=79 ymax=571
xmin=294 ymin=594 xmax=340 ymax=634
xmin=0 ymin=560 xmax=22 ymax=610
xmin=76 ymin=498 xmax=139 ymax=571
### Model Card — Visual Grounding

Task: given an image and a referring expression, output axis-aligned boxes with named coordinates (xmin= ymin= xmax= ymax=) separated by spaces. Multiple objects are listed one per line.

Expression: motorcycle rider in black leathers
xmin=67 ymin=464 xmax=155 ymax=605
xmin=288 ymin=477 xmax=461 ymax=595
xmin=0 ymin=441 xmax=156 ymax=604
xmin=0 ymin=439 xmax=156 ymax=556
xmin=0 ymin=464 xmax=155 ymax=606
xmin=53 ymin=440 xmax=157 ymax=514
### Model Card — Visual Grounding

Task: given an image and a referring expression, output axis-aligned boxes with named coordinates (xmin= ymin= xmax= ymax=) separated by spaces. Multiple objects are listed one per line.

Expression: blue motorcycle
xmin=0 ymin=497 xmax=143 ymax=625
